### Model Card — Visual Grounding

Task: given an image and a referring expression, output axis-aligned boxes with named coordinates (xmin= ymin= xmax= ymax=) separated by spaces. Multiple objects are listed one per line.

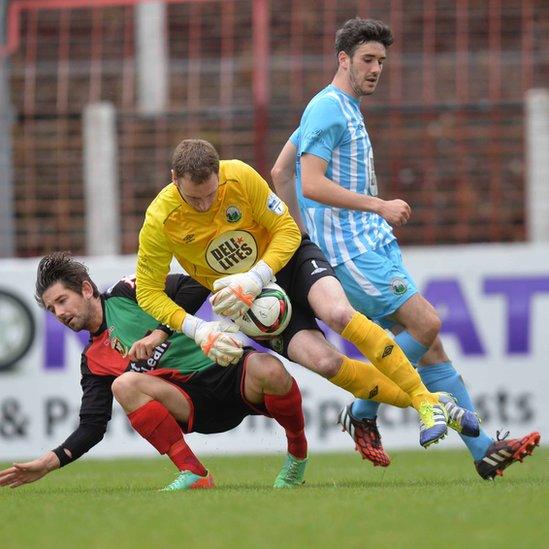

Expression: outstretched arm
xmin=0 ymin=452 xmax=60 ymax=488
xmin=0 ymin=374 xmax=113 ymax=488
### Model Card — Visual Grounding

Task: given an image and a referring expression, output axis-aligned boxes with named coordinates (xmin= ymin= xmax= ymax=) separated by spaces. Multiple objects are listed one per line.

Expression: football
xmin=235 ymin=282 xmax=292 ymax=339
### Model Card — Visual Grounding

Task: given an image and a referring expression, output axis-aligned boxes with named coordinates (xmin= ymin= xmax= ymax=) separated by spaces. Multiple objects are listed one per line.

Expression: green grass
xmin=1 ymin=449 xmax=547 ymax=548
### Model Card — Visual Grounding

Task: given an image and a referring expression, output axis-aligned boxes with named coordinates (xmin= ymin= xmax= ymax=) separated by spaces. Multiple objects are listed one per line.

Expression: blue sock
xmin=351 ymin=331 xmax=428 ymax=420
xmin=416 ymin=362 xmax=493 ymax=461
xmin=394 ymin=331 xmax=429 ymax=366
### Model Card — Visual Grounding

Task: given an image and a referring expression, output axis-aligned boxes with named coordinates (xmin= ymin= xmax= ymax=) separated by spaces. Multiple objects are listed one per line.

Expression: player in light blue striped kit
xmin=271 ymin=17 xmax=540 ymax=478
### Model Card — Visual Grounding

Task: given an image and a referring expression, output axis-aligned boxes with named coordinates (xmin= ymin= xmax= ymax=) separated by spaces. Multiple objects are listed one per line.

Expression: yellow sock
xmin=341 ymin=312 xmax=437 ymax=408
xmin=329 ymin=356 xmax=411 ymax=408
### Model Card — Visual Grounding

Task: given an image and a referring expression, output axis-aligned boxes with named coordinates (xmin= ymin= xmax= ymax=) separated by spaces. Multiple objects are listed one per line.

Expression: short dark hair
xmin=35 ymin=251 xmax=99 ymax=307
xmin=335 ymin=18 xmax=393 ymax=56
xmin=172 ymin=139 xmax=220 ymax=183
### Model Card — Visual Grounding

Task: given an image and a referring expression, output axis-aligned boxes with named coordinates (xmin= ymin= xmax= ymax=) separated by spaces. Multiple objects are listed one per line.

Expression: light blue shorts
xmin=334 ymin=240 xmax=418 ymax=329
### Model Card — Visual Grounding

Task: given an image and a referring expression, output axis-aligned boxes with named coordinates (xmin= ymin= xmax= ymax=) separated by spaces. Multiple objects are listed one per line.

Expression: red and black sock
xmin=128 ymin=400 xmax=206 ymax=476
xmin=264 ymin=378 xmax=308 ymax=460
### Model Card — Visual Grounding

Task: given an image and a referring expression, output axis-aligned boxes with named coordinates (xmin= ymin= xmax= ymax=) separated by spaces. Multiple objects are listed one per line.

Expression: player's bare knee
xmin=420 ymin=313 xmax=441 ymax=345
xmin=111 ymin=372 xmax=141 ymax=403
xmin=430 ymin=315 xmax=442 ymax=340
xmin=249 ymin=353 xmax=291 ymax=392
xmin=321 ymin=303 xmax=355 ymax=333
xmin=316 ymin=351 xmax=344 ymax=378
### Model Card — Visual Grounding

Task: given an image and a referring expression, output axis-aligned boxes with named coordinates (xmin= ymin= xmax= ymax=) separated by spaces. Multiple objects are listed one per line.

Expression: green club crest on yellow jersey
xmin=226 ymin=205 xmax=242 ymax=223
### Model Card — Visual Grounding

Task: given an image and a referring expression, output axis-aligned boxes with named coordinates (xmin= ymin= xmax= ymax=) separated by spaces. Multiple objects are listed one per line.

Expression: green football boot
xmin=273 ymin=454 xmax=308 ymax=488
xmin=160 ymin=470 xmax=215 ymax=491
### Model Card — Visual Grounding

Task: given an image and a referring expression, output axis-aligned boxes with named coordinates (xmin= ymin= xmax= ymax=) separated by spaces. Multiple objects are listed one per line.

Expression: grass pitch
xmin=1 ymin=448 xmax=547 ymax=548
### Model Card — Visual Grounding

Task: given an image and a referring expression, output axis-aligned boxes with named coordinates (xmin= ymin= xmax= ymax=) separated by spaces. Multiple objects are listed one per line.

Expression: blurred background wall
xmin=1 ymin=0 xmax=548 ymax=258
xmin=0 ymin=0 xmax=548 ymax=459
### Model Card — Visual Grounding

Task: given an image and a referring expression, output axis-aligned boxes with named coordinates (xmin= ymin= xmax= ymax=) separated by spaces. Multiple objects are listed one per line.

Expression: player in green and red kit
xmin=0 ymin=252 xmax=308 ymax=491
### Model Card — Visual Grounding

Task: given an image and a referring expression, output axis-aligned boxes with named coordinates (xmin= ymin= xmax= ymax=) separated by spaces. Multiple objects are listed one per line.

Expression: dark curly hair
xmin=335 ymin=18 xmax=393 ymax=56
xmin=35 ymin=251 xmax=99 ymax=307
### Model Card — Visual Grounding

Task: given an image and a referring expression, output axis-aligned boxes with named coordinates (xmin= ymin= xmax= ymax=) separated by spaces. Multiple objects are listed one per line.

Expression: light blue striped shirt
xmin=292 ymin=84 xmax=395 ymax=266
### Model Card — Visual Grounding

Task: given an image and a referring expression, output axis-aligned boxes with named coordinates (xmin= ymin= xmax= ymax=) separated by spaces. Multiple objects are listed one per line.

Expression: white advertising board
xmin=0 ymin=244 xmax=547 ymax=461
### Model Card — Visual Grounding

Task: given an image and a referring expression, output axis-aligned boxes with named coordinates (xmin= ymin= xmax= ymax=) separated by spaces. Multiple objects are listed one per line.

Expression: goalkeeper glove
xmin=210 ymin=260 xmax=274 ymax=319
xmin=181 ymin=315 xmax=243 ymax=367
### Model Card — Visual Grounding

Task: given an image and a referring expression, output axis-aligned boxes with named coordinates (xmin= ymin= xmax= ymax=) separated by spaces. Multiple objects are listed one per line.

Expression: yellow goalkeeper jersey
xmin=136 ymin=159 xmax=301 ymax=329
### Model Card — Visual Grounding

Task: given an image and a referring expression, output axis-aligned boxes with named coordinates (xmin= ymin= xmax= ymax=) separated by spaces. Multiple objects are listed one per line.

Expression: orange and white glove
xmin=210 ymin=260 xmax=274 ymax=320
xmin=181 ymin=315 xmax=243 ymax=367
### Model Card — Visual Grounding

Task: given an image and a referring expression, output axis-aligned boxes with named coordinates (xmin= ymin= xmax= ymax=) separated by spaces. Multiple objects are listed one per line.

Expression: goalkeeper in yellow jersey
xmin=136 ymin=138 xmax=480 ymax=451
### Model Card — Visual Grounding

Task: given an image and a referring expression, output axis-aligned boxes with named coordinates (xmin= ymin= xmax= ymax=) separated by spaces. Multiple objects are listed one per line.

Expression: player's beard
xmin=349 ymin=63 xmax=377 ymax=98
xmin=63 ymin=315 xmax=84 ymax=332
xmin=63 ymin=305 xmax=93 ymax=332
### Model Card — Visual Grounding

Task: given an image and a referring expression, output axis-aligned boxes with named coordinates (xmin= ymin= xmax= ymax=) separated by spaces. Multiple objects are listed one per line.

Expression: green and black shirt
xmin=52 ymin=274 xmax=211 ymax=467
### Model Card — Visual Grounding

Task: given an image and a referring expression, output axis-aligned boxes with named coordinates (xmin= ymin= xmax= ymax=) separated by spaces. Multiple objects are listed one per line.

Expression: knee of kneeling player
xmin=111 ymin=372 xmax=142 ymax=404
xmin=249 ymin=353 xmax=291 ymax=392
